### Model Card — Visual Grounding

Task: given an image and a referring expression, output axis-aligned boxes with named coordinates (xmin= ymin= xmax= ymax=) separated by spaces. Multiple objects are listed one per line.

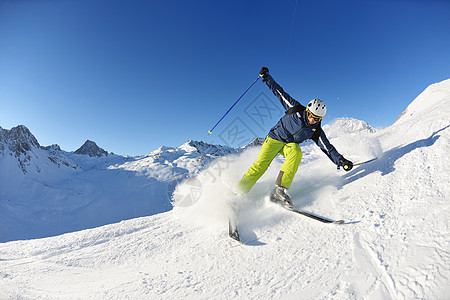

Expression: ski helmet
xmin=307 ymin=99 xmax=326 ymax=118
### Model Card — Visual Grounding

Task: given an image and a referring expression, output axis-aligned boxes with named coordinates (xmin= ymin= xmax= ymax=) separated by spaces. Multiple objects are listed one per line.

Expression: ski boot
xmin=270 ymin=185 xmax=293 ymax=209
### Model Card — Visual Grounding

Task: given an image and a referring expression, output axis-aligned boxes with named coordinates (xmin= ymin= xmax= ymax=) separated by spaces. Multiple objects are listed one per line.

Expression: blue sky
xmin=1 ymin=0 xmax=449 ymax=156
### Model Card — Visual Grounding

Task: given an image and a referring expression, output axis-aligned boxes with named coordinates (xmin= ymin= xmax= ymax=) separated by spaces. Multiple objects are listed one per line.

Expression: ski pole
xmin=353 ymin=157 xmax=378 ymax=166
xmin=208 ymin=75 xmax=262 ymax=134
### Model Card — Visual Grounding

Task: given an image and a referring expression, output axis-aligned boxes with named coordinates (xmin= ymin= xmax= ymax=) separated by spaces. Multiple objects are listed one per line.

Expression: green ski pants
xmin=238 ymin=136 xmax=302 ymax=193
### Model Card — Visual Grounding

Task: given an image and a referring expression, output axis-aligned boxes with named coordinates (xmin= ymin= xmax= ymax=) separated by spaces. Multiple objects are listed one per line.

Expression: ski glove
xmin=339 ymin=157 xmax=353 ymax=171
xmin=260 ymin=67 xmax=269 ymax=80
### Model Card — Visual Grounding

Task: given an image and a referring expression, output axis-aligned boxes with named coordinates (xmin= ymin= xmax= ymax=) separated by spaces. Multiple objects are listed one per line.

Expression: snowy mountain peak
xmin=180 ymin=140 xmax=236 ymax=155
xmin=331 ymin=118 xmax=375 ymax=133
xmin=42 ymin=144 xmax=62 ymax=152
xmin=0 ymin=125 xmax=40 ymax=157
xmin=395 ymin=78 xmax=450 ymax=124
xmin=322 ymin=117 xmax=376 ymax=139
xmin=0 ymin=125 xmax=79 ymax=174
xmin=180 ymin=138 xmax=265 ymax=155
xmin=180 ymin=140 xmax=205 ymax=152
xmin=242 ymin=137 xmax=265 ymax=148
xmin=74 ymin=140 xmax=109 ymax=157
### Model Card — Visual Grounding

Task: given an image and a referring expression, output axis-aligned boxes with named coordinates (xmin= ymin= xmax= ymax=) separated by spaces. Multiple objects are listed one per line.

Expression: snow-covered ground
xmin=1 ymin=79 xmax=449 ymax=299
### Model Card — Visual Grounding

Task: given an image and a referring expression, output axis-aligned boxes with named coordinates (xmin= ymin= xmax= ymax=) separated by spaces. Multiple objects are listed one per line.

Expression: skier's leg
xmin=238 ymin=136 xmax=285 ymax=193
xmin=276 ymin=143 xmax=302 ymax=189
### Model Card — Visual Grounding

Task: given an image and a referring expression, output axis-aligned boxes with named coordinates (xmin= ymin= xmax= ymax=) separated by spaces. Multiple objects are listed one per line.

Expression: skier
xmin=238 ymin=67 xmax=353 ymax=208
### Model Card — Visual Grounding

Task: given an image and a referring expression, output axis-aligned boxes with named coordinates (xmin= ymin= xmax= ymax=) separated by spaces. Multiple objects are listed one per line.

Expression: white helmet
xmin=307 ymin=99 xmax=326 ymax=118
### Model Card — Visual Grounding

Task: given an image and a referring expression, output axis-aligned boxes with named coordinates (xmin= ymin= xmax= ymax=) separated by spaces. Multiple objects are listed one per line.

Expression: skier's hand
xmin=260 ymin=67 xmax=269 ymax=78
xmin=339 ymin=157 xmax=353 ymax=171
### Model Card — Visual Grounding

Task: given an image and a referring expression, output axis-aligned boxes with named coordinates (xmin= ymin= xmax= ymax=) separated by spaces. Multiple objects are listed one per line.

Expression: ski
xmin=228 ymin=216 xmax=241 ymax=242
xmin=228 ymin=200 xmax=344 ymax=244
xmin=286 ymin=207 xmax=344 ymax=224
xmin=228 ymin=201 xmax=241 ymax=243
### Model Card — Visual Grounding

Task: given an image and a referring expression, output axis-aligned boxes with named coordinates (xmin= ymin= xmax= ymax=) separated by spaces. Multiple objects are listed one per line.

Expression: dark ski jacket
xmin=264 ymin=75 xmax=343 ymax=166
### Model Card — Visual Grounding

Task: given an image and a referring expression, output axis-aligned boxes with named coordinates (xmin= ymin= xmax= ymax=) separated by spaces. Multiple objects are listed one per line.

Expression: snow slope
xmin=1 ymin=79 xmax=449 ymax=299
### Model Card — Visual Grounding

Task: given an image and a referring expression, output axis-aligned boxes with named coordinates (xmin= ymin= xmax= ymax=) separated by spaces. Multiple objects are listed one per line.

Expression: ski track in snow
xmin=1 ymin=79 xmax=450 ymax=299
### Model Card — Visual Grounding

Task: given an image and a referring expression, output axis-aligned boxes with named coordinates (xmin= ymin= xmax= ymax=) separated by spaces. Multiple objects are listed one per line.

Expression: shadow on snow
xmin=343 ymin=125 xmax=449 ymax=185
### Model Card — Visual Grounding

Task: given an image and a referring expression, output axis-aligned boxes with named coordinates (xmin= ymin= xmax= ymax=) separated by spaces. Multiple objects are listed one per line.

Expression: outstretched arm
xmin=260 ymin=67 xmax=300 ymax=110
xmin=315 ymin=130 xmax=342 ymax=165
xmin=315 ymin=130 xmax=353 ymax=171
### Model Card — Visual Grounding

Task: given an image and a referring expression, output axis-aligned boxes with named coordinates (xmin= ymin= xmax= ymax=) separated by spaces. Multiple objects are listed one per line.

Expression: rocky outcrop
xmin=74 ymin=140 xmax=109 ymax=157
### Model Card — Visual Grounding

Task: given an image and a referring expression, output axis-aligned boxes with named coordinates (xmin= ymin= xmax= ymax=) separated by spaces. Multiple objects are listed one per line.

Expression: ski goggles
xmin=306 ymin=108 xmax=323 ymax=122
